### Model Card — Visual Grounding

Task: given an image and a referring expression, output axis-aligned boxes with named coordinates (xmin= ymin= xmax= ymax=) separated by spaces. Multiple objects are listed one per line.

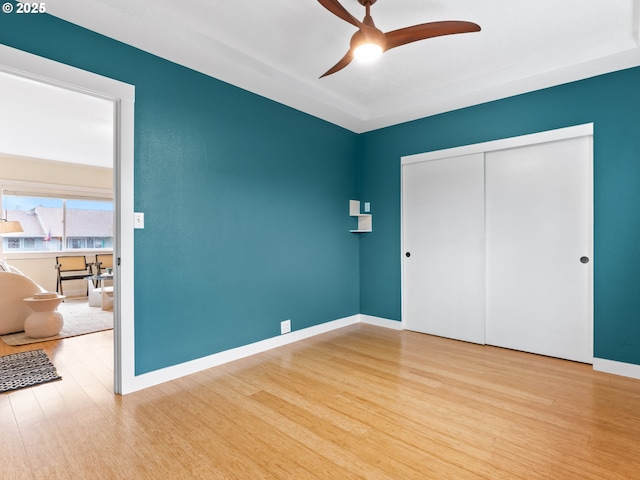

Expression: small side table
xmin=23 ymin=294 xmax=66 ymax=338
xmin=88 ymin=274 xmax=114 ymax=311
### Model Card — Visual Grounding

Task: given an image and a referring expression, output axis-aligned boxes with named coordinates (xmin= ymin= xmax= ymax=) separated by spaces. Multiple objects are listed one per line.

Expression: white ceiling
xmin=0 ymin=70 xmax=114 ymax=167
xmin=43 ymin=0 xmax=640 ymax=133
xmin=1 ymin=0 xmax=639 ymax=168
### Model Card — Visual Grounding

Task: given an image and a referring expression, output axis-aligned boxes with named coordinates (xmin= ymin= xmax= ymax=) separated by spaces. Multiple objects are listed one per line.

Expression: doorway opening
xmin=0 ymin=44 xmax=135 ymax=393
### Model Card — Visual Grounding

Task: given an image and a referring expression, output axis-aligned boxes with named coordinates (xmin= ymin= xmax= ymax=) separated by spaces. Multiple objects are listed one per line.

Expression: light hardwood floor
xmin=2 ymin=324 xmax=640 ymax=479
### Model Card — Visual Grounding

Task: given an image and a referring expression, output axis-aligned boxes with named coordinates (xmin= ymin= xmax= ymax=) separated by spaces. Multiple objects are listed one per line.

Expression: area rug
xmin=0 ymin=349 xmax=61 ymax=393
xmin=0 ymin=299 xmax=113 ymax=346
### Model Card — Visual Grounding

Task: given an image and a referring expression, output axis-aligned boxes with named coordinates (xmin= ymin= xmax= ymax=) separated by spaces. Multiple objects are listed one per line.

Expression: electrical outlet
xmin=281 ymin=319 xmax=291 ymax=335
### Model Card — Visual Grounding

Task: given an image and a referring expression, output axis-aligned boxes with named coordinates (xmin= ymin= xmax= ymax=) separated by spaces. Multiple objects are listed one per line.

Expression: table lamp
xmin=0 ymin=219 xmax=23 ymax=234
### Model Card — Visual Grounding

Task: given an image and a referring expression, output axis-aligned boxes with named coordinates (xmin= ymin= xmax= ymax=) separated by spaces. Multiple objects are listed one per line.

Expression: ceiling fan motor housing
xmin=351 ymin=27 xmax=387 ymax=52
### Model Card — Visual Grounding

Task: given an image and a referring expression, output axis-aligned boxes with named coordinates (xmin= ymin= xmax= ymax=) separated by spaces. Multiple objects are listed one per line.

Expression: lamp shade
xmin=0 ymin=220 xmax=23 ymax=234
xmin=351 ymin=28 xmax=386 ymax=63
xmin=354 ymin=43 xmax=383 ymax=62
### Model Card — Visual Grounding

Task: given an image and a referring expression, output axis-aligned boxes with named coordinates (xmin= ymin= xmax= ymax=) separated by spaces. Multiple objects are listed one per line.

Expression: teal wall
xmin=0 ymin=12 xmax=360 ymax=374
xmin=358 ymin=66 xmax=640 ymax=365
xmin=3 ymin=8 xmax=640 ymax=370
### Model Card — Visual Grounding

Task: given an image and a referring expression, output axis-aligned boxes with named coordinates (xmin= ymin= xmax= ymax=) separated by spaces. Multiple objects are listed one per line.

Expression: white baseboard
xmin=360 ymin=314 xmax=403 ymax=330
xmin=593 ymin=358 xmax=640 ymax=380
xmin=124 ymin=314 xmax=366 ymax=394
xmin=117 ymin=314 xmax=640 ymax=393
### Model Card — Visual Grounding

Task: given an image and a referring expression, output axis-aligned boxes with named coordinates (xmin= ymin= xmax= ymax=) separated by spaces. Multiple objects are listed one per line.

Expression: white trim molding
xmin=0 ymin=43 xmax=136 ymax=395
xmin=127 ymin=315 xmax=359 ymax=392
xmin=129 ymin=318 xmax=640 ymax=393
xmin=402 ymin=123 xmax=594 ymax=166
xmin=123 ymin=314 xmax=402 ymax=393
xmin=360 ymin=314 xmax=404 ymax=330
xmin=593 ymin=358 xmax=640 ymax=381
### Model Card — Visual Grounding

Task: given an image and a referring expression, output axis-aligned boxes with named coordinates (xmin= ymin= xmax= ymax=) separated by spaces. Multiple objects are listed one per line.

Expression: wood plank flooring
xmin=2 ymin=324 xmax=640 ymax=479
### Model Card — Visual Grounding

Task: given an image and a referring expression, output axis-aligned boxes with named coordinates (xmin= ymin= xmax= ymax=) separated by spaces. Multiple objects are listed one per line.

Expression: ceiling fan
xmin=318 ymin=0 xmax=481 ymax=78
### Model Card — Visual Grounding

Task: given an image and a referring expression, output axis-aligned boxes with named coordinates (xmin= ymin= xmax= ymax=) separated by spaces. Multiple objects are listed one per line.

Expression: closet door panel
xmin=485 ymin=137 xmax=592 ymax=363
xmin=402 ymin=153 xmax=485 ymax=344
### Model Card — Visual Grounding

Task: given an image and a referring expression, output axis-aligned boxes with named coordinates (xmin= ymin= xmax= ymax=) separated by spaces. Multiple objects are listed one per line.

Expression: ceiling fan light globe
xmin=354 ymin=43 xmax=383 ymax=62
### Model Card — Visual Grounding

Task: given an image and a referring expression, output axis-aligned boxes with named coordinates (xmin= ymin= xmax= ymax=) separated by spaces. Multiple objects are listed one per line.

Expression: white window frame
xmin=1 ymin=179 xmax=113 ymax=259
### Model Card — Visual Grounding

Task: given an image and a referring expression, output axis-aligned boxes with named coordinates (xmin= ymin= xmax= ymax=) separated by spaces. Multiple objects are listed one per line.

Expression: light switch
xmin=134 ymin=212 xmax=145 ymax=229
xmin=364 ymin=202 xmax=371 ymax=213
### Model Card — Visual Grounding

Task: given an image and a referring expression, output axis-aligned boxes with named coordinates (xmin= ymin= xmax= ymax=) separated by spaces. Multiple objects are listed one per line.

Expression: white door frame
xmin=402 ymin=124 xmax=593 ymax=166
xmin=401 ymin=123 xmax=594 ymax=354
xmin=0 ymin=44 xmax=137 ymax=394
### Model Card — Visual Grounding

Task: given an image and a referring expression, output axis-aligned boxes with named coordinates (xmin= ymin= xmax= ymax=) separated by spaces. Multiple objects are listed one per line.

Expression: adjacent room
xmin=1 ymin=0 xmax=640 ymax=478
xmin=0 ymin=70 xmax=114 ymax=342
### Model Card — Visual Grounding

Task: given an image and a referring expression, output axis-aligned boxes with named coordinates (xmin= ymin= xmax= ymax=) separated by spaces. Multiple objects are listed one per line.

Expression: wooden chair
xmin=55 ymin=255 xmax=92 ymax=296
xmin=94 ymin=253 xmax=114 ymax=276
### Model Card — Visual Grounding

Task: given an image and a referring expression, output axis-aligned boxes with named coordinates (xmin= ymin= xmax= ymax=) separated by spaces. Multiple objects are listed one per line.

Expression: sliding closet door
xmin=402 ymin=153 xmax=485 ymax=344
xmin=485 ymin=137 xmax=593 ymax=363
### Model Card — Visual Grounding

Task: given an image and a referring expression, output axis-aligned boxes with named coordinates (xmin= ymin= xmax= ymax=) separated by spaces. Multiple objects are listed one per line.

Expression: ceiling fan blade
xmin=317 ymin=0 xmax=363 ymax=28
xmin=320 ymin=50 xmax=355 ymax=78
xmin=384 ymin=21 xmax=481 ymax=51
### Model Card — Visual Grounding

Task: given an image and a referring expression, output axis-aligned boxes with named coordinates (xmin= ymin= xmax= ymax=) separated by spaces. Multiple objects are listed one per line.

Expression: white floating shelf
xmin=349 ymin=200 xmax=372 ymax=233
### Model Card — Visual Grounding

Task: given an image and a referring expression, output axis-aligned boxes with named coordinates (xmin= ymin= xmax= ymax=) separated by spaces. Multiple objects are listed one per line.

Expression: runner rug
xmin=0 ymin=349 xmax=61 ymax=393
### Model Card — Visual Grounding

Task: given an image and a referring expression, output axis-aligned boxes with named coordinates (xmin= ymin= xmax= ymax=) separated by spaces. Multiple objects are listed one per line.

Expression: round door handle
xmin=405 ymin=252 xmax=411 ymax=258
xmin=580 ymin=256 xmax=590 ymax=264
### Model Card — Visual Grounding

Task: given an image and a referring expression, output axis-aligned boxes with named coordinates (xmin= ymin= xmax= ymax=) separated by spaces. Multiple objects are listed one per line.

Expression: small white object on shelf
xmin=349 ymin=200 xmax=372 ymax=233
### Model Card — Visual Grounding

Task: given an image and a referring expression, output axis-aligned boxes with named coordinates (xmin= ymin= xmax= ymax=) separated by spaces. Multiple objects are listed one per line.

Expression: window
xmin=7 ymin=237 xmax=20 ymax=250
xmin=2 ymin=192 xmax=113 ymax=253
